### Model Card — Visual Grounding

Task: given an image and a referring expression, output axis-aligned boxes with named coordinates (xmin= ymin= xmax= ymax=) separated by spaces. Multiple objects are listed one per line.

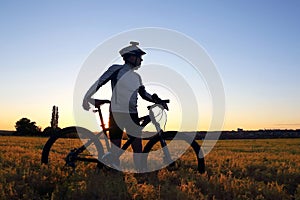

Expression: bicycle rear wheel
xmin=41 ymin=126 xmax=104 ymax=171
xmin=142 ymin=131 xmax=205 ymax=174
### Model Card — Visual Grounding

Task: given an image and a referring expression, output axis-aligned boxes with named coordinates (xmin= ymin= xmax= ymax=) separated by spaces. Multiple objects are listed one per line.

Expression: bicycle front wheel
xmin=142 ymin=131 xmax=205 ymax=174
xmin=41 ymin=126 xmax=104 ymax=171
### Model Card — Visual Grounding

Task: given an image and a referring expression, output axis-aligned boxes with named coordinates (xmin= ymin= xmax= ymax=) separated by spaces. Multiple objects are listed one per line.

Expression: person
xmin=82 ymin=41 xmax=163 ymax=171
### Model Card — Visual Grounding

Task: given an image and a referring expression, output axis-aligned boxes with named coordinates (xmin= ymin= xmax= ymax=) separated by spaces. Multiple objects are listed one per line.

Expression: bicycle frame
xmin=94 ymin=100 xmax=172 ymax=162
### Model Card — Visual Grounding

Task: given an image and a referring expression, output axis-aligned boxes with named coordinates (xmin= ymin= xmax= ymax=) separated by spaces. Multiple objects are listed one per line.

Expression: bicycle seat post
xmin=96 ymin=106 xmax=106 ymax=131
xmin=92 ymin=100 xmax=111 ymax=153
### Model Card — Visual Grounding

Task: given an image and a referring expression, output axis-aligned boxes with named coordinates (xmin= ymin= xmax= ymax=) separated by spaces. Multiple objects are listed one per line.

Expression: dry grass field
xmin=0 ymin=136 xmax=299 ymax=200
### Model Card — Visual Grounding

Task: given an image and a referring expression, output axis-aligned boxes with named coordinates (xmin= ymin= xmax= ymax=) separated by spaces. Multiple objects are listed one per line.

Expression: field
xmin=0 ymin=136 xmax=299 ymax=200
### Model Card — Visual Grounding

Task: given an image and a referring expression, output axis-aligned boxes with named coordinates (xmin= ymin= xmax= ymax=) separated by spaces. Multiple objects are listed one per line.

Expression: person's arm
xmin=137 ymin=73 xmax=162 ymax=103
xmin=138 ymin=85 xmax=163 ymax=103
xmin=138 ymin=86 xmax=168 ymax=110
xmin=138 ymin=85 xmax=155 ymax=102
xmin=83 ymin=65 xmax=121 ymax=110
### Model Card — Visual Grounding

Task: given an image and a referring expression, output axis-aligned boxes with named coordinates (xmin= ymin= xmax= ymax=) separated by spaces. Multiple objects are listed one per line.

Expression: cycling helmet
xmin=119 ymin=41 xmax=146 ymax=57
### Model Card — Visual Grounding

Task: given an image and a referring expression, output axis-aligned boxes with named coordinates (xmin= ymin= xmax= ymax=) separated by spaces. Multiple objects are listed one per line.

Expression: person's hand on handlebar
xmin=160 ymin=101 xmax=169 ymax=111
xmin=152 ymin=94 xmax=169 ymax=111
xmin=82 ymin=97 xmax=91 ymax=111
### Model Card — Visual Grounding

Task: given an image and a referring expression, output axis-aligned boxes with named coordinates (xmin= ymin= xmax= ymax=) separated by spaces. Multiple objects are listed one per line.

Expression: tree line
xmin=14 ymin=106 xmax=61 ymax=137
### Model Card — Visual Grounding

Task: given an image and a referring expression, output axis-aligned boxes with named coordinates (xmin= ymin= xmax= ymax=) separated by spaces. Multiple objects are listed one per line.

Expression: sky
xmin=0 ymin=0 xmax=300 ymax=131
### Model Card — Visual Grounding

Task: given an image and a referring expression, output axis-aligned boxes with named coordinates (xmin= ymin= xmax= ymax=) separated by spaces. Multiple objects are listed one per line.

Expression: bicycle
xmin=41 ymin=99 xmax=205 ymax=173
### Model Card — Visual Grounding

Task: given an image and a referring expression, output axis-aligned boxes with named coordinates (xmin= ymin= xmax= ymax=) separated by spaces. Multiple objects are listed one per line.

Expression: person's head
xmin=119 ymin=41 xmax=146 ymax=68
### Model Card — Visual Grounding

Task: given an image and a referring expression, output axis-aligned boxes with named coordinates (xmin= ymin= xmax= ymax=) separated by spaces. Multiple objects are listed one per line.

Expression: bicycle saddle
xmin=89 ymin=99 xmax=111 ymax=107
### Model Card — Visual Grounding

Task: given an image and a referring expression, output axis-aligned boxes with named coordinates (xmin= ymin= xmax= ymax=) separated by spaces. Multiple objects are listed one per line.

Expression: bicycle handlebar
xmin=89 ymin=98 xmax=170 ymax=110
xmin=160 ymin=99 xmax=170 ymax=104
xmin=148 ymin=99 xmax=170 ymax=111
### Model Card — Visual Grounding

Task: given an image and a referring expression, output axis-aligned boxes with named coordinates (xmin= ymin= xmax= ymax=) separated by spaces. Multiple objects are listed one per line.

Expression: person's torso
xmin=110 ymin=64 xmax=142 ymax=113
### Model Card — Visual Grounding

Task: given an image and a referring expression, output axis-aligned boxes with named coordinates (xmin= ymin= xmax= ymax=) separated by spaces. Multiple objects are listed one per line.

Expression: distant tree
xmin=43 ymin=106 xmax=60 ymax=137
xmin=51 ymin=105 xmax=59 ymax=129
xmin=14 ymin=118 xmax=41 ymax=136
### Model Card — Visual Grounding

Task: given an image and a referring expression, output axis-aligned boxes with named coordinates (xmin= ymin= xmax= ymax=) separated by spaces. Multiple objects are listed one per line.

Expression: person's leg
xmin=108 ymin=112 xmax=124 ymax=167
xmin=131 ymin=136 xmax=143 ymax=171
xmin=127 ymin=113 xmax=143 ymax=171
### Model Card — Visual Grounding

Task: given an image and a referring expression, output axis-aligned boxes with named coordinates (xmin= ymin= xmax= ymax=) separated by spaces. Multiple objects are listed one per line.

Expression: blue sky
xmin=0 ymin=0 xmax=299 ymax=131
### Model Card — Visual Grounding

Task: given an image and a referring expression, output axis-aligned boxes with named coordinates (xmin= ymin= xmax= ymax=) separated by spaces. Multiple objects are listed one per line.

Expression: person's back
xmin=111 ymin=64 xmax=143 ymax=114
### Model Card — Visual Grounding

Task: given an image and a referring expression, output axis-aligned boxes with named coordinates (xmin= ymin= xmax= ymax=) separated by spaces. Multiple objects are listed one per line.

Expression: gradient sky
xmin=0 ymin=0 xmax=299 ymax=131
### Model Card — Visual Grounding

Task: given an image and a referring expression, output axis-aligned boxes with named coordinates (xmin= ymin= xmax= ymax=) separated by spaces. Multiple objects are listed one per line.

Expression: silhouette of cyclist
xmin=82 ymin=41 xmax=163 ymax=171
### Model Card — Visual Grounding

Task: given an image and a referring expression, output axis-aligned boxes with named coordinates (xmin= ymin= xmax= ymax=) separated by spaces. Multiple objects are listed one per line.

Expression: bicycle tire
xmin=41 ymin=126 xmax=104 ymax=169
xmin=143 ymin=132 xmax=205 ymax=174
